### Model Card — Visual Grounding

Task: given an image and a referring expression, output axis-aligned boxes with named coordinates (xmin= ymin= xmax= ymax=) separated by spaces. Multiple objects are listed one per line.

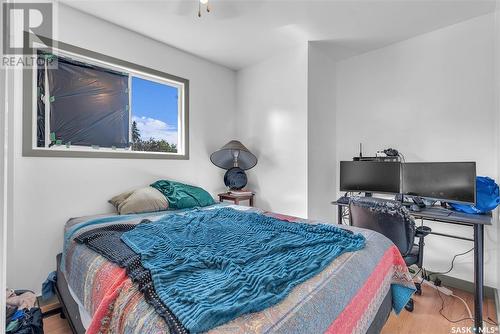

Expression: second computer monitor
xmin=340 ymin=161 xmax=401 ymax=194
xmin=402 ymin=162 xmax=476 ymax=205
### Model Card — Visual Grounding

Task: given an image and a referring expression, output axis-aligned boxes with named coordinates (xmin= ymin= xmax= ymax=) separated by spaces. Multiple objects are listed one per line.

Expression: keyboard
xmin=424 ymin=207 xmax=452 ymax=217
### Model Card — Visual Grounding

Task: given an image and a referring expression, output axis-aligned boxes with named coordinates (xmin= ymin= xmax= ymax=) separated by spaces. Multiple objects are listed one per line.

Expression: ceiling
xmin=61 ymin=0 xmax=497 ymax=70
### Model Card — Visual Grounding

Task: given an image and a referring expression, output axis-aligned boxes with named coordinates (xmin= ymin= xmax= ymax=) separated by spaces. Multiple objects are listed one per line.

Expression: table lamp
xmin=210 ymin=140 xmax=257 ymax=190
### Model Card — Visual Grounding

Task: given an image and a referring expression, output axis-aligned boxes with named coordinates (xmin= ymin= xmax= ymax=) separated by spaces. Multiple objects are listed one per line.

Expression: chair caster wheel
xmin=415 ymin=283 xmax=422 ymax=296
xmin=405 ymin=299 xmax=414 ymax=312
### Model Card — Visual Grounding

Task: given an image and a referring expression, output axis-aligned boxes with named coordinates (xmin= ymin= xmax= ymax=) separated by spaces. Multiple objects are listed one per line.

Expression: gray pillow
xmin=109 ymin=186 xmax=169 ymax=215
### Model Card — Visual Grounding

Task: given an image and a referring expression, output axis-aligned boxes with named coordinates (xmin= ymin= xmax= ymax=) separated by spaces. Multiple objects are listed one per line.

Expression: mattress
xmin=56 ymin=261 xmax=393 ymax=334
xmin=60 ymin=204 xmax=414 ymax=334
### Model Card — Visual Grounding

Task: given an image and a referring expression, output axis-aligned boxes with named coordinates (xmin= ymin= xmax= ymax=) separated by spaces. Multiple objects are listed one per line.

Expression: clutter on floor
xmin=5 ymin=289 xmax=44 ymax=334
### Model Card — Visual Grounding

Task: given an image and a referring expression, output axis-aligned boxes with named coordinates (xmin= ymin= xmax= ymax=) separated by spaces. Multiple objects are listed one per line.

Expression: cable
xmin=428 ymin=248 xmax=499 ymax=328
xmin=411 ymin=267 xmax=422 ymax=280
xmin=451 ymin=293 xmax=473 ymax=319
xmin=436 ymin=288 xmax=467 ymax=323
xmin=427 ymin=248 xmax=474 ymax=278
xmin=435 ymin=285 xmax=498 ymax=326
xmin=398 ymin=151 xmax=405 ymax=201
xmin=398 ymin=152 xmax=406 ymax=163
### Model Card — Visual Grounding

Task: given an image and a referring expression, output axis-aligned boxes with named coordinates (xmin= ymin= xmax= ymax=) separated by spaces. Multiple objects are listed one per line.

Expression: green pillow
xmin=151 ymin=180 xmax=215 ymax=210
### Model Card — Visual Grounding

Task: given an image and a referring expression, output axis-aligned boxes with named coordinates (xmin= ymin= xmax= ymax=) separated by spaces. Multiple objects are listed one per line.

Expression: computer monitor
xmin=402 ymin=162 xmax=476 ymax=205
xmin=340 ymin=161 xmax=401 ymax=194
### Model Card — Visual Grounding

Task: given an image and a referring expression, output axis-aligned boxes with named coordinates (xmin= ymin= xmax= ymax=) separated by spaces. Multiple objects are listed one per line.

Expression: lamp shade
xmin=210 ymin=140 xmax=257 ymax=170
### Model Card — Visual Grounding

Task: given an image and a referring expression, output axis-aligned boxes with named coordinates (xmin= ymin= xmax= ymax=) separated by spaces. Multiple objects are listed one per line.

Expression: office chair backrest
xmin=349 ymin=197 xmax=416 ymax=256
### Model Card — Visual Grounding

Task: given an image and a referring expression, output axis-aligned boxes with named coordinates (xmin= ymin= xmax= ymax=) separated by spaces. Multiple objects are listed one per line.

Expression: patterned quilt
xmin=62 ymin=204 xmax=415 ymax=334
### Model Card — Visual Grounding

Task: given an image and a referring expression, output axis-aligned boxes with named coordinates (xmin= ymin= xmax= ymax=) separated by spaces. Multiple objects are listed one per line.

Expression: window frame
xmin=23 ymin=37 xmax=189 ymax=159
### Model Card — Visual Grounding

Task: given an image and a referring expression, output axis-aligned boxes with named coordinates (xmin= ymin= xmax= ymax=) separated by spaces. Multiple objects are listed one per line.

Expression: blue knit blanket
xmin=121 ymin=208 xmax=365 ymax=333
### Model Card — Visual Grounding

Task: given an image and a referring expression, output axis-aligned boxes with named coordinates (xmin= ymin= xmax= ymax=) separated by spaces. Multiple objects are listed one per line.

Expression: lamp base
xmin=224 ymin=167 xmax=247 ymax=190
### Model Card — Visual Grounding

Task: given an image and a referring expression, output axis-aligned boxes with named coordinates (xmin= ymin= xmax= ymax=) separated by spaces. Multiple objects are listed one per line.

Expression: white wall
xmin=336 ymin=14 xmax=498 ymax=287
xmin=307 ymin=43 xmax=337 ymax=222
xmin=236 ymin=46 xmax=308 ymax=218
xmin=495 ymin=1 xmax=500 ymax=292
xmin=2 ymin=2 xmax=16 ymax=322
xmin=0 ymin=46 xmax=8 ymax=334
xmin=6 ymin=4 xmax=237 ymax=293
xmin=6 ymin=3 xmax=499 ymax=293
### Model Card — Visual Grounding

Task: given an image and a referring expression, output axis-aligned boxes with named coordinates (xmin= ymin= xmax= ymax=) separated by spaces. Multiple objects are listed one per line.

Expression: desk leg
xmin=337 ymin=206 xmax=342 ymax=224
xmin=473 ymin=224 xmax=484 ymax=332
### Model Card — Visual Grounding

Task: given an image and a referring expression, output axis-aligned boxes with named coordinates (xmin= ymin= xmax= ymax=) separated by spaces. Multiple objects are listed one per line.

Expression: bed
xmin=56 ymin=203 xmax=414 ymax=334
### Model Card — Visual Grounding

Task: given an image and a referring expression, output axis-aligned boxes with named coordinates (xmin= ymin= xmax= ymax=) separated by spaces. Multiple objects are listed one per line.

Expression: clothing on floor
xmin=41 ymin=271 xmax=57 ymax=301
xmin=6 ymin=289 xmax=37 ymax=309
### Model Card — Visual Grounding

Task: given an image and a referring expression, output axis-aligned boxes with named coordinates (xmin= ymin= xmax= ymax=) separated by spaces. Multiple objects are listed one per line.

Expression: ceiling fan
xmin=164 ymin=0 xmax=259 ymax=20
xmin=198 ymin=0 xmax=210 ymax=17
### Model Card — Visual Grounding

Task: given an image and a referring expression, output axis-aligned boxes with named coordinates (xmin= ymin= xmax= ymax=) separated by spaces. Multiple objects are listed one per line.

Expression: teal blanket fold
xmin=121 ymin=208 xmax=365 ymax=333
xmin=151 ymin=180 xmax=215 ymax=209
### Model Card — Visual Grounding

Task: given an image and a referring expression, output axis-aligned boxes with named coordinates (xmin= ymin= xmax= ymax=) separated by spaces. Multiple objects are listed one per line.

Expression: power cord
xmin=397 ymin=151 xmax=405 ymax=199
xmin=398 ymin=152 xmax=406 ymax=163
xmin=435 ymin=287 xmax=498 ymax=326
xmin=422 ymin=247 xmax=497 ymax=327
xmin=451 ymin=293 xmax=473 ymax=319
xmin=427 ymin=248 xmax=474 ymax=278
xmin=411 ymin=267 xmax=422 ymax=280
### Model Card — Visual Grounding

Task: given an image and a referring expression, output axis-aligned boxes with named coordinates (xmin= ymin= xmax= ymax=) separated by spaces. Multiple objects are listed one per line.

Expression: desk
xmin=331 ymin=201 xmax=492 ymax=332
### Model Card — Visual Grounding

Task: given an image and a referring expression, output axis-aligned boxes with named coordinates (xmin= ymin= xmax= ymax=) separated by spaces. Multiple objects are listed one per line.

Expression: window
xmin=24 ymin=40 xmax=189 ymax=159
xmin=130 ymin=77 xmax=179 ymax=153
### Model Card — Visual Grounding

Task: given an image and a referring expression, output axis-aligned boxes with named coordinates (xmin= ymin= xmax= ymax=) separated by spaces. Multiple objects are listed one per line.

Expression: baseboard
xmin=437 ymin=274 xmax=496 ymax=299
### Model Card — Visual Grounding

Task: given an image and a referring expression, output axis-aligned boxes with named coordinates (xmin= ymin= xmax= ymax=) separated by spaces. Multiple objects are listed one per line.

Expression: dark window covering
xmin=36 ymin=53 xmax=45 ymax=147
xmin=37 ymin=52 xmax=130 ymax=148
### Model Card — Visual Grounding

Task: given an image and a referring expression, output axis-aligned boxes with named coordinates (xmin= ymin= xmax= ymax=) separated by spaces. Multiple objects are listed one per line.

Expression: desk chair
xmin=349 ymin=196 xmax=431 ymax=312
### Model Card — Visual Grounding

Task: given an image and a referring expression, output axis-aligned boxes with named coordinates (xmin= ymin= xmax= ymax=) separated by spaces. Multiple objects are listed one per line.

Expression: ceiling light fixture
xmin=198 ymin=0 xmax=210 ymax=17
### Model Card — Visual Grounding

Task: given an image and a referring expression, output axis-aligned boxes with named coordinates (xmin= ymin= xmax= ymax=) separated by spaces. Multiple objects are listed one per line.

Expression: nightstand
xmin=218 ymin=192 xmax=255 ymax=207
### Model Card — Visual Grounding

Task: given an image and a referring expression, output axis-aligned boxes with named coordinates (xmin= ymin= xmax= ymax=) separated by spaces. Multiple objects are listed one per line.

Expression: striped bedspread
xmin=62 ymin=204 xmax=415 ymax=334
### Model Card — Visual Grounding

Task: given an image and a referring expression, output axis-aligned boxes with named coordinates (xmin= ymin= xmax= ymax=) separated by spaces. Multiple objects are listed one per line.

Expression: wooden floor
xmin=43 ymin=314 xmax=73 ymax=334
xmin=44 ymin=285 xmax=497 ymax=334
xmin=382 ymin=285 xmax=498 ymax=334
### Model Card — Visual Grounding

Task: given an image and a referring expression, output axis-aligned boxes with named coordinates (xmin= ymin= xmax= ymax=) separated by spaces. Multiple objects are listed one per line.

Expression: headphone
xmin=383 ymin=148 xmax=399 ymax=157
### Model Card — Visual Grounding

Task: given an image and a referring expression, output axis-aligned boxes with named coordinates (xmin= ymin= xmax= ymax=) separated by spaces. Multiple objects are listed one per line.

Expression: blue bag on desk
xmin=450 ymin=176 xmax=500 ymax=214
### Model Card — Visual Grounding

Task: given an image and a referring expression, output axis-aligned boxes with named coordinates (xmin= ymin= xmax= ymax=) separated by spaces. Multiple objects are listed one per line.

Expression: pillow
xmin=109 ymin=186 xmax=169 ymax=215
xmin=150 ymin=180 xmax=215 ymax=210
xmin=109 ymin=190 xmax=134 ymax=209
